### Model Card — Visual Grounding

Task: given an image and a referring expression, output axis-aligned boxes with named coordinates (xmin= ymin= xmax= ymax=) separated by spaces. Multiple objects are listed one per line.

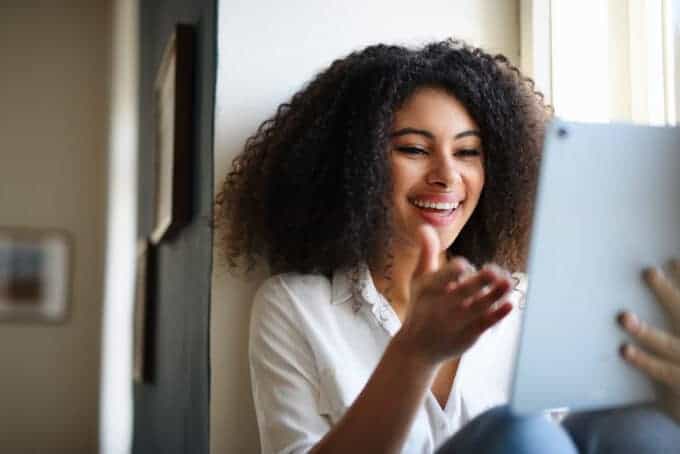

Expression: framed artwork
xmin=133 ymin=239 xmax=155 ymax=383
xmin=150 ymin=24 xmax=195 ymax=244
xmin=0 ymin=227 xmax=72 ymax=322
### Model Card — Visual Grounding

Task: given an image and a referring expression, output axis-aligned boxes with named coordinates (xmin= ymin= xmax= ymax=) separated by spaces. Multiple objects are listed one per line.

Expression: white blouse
xmin=249 ymin=265 xmax=527 ymax=454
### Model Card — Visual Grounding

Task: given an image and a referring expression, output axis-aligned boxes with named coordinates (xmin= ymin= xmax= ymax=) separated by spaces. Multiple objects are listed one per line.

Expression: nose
xmin=426 ymin=155 xmax=463 ymax=189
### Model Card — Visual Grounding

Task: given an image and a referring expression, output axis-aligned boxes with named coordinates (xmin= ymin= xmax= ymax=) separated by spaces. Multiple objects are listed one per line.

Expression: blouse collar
xmin=330 ymin=264 xmax=381 ymax=308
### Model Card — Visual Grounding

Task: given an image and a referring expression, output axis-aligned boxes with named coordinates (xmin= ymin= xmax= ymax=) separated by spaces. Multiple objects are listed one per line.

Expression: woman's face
xmin=388 ymin=87 xmax=485 ymax=254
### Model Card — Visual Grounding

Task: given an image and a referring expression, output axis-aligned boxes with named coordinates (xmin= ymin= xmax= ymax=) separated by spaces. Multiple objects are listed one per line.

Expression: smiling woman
xmin=217 ymin=41 xmax=545 ymax=278
xmin=377 ymin=87 xmax=487 ymax=321
xmin=214 ymin=40 xmax=680 ymax=454
xmin=215 ymin=40 xmax=550 ymax=453
xmin=387 ymin=88 xmax=484 ymax=259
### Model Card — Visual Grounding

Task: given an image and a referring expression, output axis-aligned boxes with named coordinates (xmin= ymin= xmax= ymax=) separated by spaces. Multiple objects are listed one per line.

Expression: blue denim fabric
xmin=435 ymin=405 xmax=680 ymax=454
xmin=562 ymin=404 xmax=680 ymax=454
xmin=435 ymin=406 xmax=577 ymax=454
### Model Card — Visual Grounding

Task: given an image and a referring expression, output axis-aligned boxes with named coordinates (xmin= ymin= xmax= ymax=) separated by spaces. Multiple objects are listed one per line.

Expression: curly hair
xmin=215 ymin=39 xmax=551 ymax=277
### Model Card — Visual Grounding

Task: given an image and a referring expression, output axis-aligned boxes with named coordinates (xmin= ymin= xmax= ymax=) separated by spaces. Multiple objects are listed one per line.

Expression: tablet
xmin=510 ymin=119 xmax=680 ymax=414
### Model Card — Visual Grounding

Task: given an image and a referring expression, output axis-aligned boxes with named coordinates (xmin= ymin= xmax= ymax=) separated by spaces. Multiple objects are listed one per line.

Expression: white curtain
xmin=521 ymin=0 xmax=678 ymax=126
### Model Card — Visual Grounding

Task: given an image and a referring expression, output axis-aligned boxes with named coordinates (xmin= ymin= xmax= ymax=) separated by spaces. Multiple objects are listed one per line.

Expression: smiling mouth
xmin=409 ymin=198 xmax=461 ymax=216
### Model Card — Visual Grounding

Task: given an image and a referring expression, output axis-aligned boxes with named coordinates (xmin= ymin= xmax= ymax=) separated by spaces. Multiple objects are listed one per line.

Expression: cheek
xmin=391 ymin=164 xmax=421 ymax=196
xmin=470 ymin=165 xmax=485 ymax=197
xmin=460 ymin=167 xmax=485 ymax=215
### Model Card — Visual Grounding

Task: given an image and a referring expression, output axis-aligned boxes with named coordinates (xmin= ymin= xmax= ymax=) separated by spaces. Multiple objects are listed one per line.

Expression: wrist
xmin=388 ymin=332 xmax=440 ymax=379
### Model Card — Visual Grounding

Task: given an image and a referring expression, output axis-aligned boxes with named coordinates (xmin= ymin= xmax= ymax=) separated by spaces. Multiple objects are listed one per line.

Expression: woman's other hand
xmin=394 ymin=225 xmax=515 ymax=367
xmin=619 ymin=259 xmax=680 ymax=422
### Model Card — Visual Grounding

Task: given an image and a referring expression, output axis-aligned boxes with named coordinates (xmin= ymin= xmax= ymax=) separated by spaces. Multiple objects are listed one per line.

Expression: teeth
xmin=412 ymin=199 xmax=460 ymax=210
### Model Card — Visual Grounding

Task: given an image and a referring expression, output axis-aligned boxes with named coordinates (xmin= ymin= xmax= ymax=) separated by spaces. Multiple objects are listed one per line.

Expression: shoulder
xmin=253 ymin=272 xmax=333 ymax=311
xmin=249 ymin=272 xmax=342 ymax=378
xmin=251 ymin=272 xmax=334 ymax=330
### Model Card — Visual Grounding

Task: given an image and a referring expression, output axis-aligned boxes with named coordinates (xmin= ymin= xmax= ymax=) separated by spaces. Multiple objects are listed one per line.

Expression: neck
xmin=369 ymin=242 xmax=447 ymax=321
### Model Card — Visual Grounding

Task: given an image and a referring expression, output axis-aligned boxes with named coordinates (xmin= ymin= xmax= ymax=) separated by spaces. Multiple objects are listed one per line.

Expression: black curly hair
xmin=216 ymin=39 xmax=551 ymax=277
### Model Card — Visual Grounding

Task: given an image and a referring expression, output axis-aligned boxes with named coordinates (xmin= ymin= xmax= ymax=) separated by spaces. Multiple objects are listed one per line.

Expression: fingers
xmin=437 ymin=267 xmax=513 ymax=353
xmin=620 ymin=343 xmax=680 ymax=393
xmin=669 ymin=259 xmax=680 ymax=287
xmin=435 ymin=257 xmax=475 ymax=290
xmin=413 ymin=225 xmax=441 ymax=278
xmin=448 ymin=264 xmax=512 ymax=303
xmin=618 ymin=312 xmax=680 ymax=362
xmin=464 ymin=277 xmax=513 ymax=312
xmin=643 ymin=267 xmax=680 ymax=322
xmin=456 ymin=301 xmax=514 ymax=346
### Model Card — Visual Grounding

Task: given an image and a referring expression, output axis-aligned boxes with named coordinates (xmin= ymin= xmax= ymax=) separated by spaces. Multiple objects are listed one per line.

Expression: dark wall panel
xmin=135 ymin=0 xmax=215 ymax=453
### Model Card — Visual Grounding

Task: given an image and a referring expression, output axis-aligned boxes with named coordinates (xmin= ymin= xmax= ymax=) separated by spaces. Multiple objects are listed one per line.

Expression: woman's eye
xmin=396 ymin=146 xmax=428 ymax=155
xmin=456 ymin=149 xmax=481 ymax=157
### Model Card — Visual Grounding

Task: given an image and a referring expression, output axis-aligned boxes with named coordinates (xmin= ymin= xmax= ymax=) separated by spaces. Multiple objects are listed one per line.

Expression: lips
xmin=409 ymin=197 xmax=462 ymax=227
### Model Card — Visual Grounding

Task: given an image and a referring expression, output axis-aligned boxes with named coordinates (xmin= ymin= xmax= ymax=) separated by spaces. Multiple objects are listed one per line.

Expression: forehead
xmin=392 ymin=87 xmax=479 ymax=134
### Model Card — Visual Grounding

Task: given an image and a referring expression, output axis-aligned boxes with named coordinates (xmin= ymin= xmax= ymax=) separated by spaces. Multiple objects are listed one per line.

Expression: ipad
xmin=510 ymin=119 xmax=680 ymax=414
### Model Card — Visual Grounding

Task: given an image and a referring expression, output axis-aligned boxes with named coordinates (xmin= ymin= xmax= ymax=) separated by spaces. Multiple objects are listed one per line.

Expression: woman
xmin=216 ymin=40 xmax=680 ymax=453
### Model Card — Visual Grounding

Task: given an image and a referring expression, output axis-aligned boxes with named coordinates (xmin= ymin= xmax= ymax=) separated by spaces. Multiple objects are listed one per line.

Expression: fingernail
xmin=616 ymin=312 xmax=625 ymax=325
xmin=642 ymin=267 xmax=653 ymax=281
xmin=620 ymin=343 xmax=636 ymax=358
xmin=670 ymin=259 xmax=680 ymax=272
xmin=482 ymin=263 xmax=497 ymax=272
xmin=618 ymin=312 xmax=639 ymax=331
xmin=483 ymin=263 xmax=510 ymax=279
xmin=643 ymin=267 xmax=660 ymax=283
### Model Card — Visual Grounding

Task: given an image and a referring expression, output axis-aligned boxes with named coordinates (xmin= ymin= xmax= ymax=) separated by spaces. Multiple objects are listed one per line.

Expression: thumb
xmin=414 ymin=224 xmax=441 ymax=279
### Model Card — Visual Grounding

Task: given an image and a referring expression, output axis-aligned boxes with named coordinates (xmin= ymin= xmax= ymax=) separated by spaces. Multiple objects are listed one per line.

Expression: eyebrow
xmin=390 ymin=127 xmax=481 ymax=140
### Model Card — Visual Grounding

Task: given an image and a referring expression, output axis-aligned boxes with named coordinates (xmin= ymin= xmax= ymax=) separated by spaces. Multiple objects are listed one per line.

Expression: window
xmin=521 ymin=0 xmax=677 ymax=125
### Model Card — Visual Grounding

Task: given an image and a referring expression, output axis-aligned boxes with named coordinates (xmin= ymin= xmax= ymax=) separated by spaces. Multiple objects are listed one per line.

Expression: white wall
xmin=211 ymin=1 xmax=520 ymax=452
xmin=0 ymin=2 xmax=110 ymax=452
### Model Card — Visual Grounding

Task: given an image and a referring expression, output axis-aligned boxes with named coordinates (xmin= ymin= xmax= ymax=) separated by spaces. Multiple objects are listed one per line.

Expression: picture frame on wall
xmin=133 ymin=239 xmax=155 ymax=383
xmin=150 ymin=24 xmax=195 ymax=244
xmin=0 ymin=227 xmax=72 ymax=323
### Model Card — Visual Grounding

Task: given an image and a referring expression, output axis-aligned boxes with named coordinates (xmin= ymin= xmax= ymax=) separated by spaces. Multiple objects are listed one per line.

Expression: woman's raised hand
xmin=394 ymin=225 xmax=515 ymax=367
xmin=619 ymin=259 xmax=680 ymax=422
